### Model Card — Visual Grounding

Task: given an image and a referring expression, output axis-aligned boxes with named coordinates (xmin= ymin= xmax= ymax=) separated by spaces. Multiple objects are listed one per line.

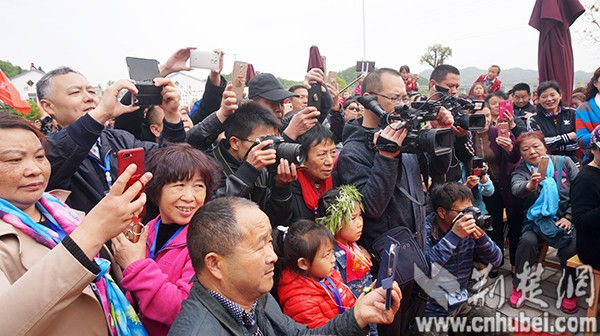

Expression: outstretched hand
xmin=353 ymin=281 xmax=402 ymax=328
xmin=70 ymin=164 xmax=152 ymax=259
xmin=160 ymin=47 xmax=196 ymax=77
xmin=88 ymin=79 xmax=139 ymax=124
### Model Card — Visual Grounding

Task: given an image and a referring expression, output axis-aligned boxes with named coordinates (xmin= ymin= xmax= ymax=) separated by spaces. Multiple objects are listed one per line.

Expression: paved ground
xmin=473 ymin=245 xmax=596 ymax=335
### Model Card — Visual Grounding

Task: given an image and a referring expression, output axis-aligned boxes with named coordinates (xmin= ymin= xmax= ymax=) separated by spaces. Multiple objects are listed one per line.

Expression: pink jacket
xmin=120 ymin=216 xmax=195 ymax=336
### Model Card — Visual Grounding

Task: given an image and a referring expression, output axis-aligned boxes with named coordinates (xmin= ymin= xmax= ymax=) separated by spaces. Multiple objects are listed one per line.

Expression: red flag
xmin=0 ymin=69 xmax=31 ymax=114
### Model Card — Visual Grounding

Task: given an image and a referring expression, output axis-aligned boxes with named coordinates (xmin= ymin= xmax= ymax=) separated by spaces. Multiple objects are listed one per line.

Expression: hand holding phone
xmin=117 ymin=148 xmax=146 ymax=241
xmin=497 ymin=122 xmax=510 ymax=138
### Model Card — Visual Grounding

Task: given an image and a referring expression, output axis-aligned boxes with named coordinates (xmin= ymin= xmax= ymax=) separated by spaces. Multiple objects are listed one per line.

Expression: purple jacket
xmin=120 ymin=216 xmax=194 ymax=336
xmin=486 ymin=126 xmax=521 ymax=180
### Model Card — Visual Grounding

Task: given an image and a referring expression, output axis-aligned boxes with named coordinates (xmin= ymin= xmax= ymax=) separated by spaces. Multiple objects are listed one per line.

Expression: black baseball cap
xmin=248 ymin=73 xmax=298 ymax=101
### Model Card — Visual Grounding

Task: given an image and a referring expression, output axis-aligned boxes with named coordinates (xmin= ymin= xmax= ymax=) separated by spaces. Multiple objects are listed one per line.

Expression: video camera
xmin=357 ymin=95 xmax=453 ymax=156
xmin=412 ymin=88 xmax=485 ymax=131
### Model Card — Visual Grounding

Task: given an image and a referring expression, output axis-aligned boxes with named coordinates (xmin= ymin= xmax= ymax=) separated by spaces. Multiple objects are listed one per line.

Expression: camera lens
xmin=276 ymin=143 xmax=306 ymax=165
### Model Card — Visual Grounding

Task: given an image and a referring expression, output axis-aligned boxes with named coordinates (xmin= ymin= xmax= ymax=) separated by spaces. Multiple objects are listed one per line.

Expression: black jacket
xmin=168 ymin=279 xmax=367 ymax=336
xmin=528 ymin=106 xmax=578 ymax=163
xmin=46 ymin=113 xmax=185 ymax=213
xmin=191 ymin=75 xmax=227 ymax=124
xmin=209 ymin=140 xmax=292 ymax=228
xmin=336 ymin=119 xmax=451 ymax=253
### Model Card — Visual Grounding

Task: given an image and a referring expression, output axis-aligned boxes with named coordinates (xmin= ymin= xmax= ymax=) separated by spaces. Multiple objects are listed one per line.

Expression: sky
xmin=1 ymin=0 xmax=598 ymax=87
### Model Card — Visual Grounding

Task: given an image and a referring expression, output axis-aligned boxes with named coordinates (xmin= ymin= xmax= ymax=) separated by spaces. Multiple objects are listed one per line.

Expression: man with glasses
xmin=337 ymin=68 xmax=453 ymax=335
xmin=428 ymin=64 xmax=476 ymax=186
xmin=208 ymin=101 xmax=297 ymax=229
xmin=422 ymin=182 xmax=504 ymax=335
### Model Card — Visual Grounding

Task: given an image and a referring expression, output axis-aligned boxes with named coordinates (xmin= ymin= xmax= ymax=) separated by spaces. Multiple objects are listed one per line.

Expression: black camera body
xmin=412 ymin=93 xmax=485 ymax=131
xmin=456 ymin=206 xmax=492 ymax=231
xmin=261 ymin=135 xmax=306 ymax=166
xmin=357 ymin=95 xmax=453 ymax=156
xmin=38 ymin=116 xmax=54 ymax=135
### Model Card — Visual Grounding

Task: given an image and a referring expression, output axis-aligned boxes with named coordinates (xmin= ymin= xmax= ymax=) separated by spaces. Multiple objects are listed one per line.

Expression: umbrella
xmin=529 ymin=0 xmax=585 ymax=106
xmin=246 ymin=63 xmax=256 ymax=83
xmin=307 ymin=45 xmax=325 ymax=72
xmin=0 ymin=70 xmax=31 ymax=114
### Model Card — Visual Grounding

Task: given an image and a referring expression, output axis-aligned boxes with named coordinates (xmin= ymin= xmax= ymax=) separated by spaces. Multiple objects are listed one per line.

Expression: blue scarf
xmin=0 ymin=194 xmax=147 ymax=336
xmin=525 ymin=160 xmax=558 ymax=221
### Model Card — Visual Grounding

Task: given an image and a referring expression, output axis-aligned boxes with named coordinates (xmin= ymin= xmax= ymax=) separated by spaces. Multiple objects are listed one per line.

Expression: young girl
xmin=316 ymin=185 xmax=374 ymax=298
xmin=277 ymin=220 xmax=356 ymax=328
xmin=469 ymin=82 xmax=487 ymax=101
xmin=316 ymin=186 xmax=378 ymax=335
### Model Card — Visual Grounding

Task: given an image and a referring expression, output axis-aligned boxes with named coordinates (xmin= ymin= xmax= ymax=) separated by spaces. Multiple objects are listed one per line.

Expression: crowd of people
xmin=2 ymin=45 xmax=600 ymax=335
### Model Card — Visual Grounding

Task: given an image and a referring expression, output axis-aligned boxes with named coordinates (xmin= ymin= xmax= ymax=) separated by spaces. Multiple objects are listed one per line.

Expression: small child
xmin=316 ymin=185 xmax=374 ymax=297
xmin=277 ymin=220 xmax=356 ymax=328
xmin=317 ymin=186 xmax=378 ymax=336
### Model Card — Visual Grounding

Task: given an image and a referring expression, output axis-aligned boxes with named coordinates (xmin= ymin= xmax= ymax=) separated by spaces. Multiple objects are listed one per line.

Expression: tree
xmin=420 ymin=44 xmax=453 ymax=68
xmin=581 ymin=0 xmax=600 ymax=44
xmin=0 ymin=60 xmax=26 ymax=78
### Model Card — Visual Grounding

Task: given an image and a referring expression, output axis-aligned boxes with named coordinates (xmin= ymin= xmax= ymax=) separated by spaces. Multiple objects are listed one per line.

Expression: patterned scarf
xmin=0 ymin=193 xmax=147 ymax=336
xmin=336 ymin=241 xmax=372 ymax=283
xmin=297 ymin=169 xmax=333 ymax=218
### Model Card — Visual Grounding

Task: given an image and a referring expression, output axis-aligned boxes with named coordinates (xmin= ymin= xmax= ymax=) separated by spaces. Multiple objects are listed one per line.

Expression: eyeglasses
xmin=346 ymin=106 xmax=360 ymax=112
xmin=370 ymin=92 xmax=410 ymax=103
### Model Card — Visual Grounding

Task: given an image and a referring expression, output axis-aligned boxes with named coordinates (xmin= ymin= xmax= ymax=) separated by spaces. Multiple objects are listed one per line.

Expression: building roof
xmin=9 ymin=68 xmax=46 ymax=81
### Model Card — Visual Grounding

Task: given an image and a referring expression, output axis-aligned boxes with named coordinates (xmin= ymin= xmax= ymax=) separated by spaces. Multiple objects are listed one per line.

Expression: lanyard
xmin=149 ymin=219 xmax=185 ymax=260
xmin=320 ymin=277 xmax=346 ymax=314
xmin=88 ymin=151 xmax=113 ymax=190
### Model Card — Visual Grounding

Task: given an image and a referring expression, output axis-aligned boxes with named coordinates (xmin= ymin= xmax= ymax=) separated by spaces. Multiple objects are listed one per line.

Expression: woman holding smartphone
xmin=528 ymin=81 xmax=579 ymax=165
xmin=0 ymin=113 xmax=150 ymax=335
xmin=509 ymin=131 xmax=578 ymax=313
xmin=111 ymin=143 xmax=220 ymax=336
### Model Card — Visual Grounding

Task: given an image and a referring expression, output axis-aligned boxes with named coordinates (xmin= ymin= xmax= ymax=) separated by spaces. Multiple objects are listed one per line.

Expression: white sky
xmin=1 ymin=0 xmax=598 ymax=86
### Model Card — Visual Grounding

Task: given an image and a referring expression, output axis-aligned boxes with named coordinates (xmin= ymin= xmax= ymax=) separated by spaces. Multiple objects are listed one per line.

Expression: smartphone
xmin=307 ymin=83 xmax=322 ymax=109
xmin=189 ymin=50 xmax=219 ymax=70
xmin=117 ymin=148 xmax=145 ymax=241
xmin=497 ymin=122 xmax=510 ymax=138
xmin=125 ymin=57 xmax=163 ymax=106
xmin=231 ymin=61 xmax=248 ymax=102
xmin=472 ymin=156 xmax=484 ymax=177
xmin=117 ymin=148 xmax=145 ymax=196
xmin=538 ymin=156 xmax=549 ymax=179
xmin=498 ymin=99 xmax=514 ymax=120
xmin=383 ymin=242 xmax=399 ymax=310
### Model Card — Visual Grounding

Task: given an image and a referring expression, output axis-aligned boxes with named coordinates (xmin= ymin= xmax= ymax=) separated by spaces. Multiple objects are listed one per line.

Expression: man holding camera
xmin=422 ymin=182 xmax=504 ymax=335
xmin=208 ymin=101 xmax=297 ymax=229
xmin=337 ymin=68 xmax=453 ymax=335
xmin=38 ymin=66 xmax=185 ymax=213
xmin=428 ymin=64 xmax=476 ymax=185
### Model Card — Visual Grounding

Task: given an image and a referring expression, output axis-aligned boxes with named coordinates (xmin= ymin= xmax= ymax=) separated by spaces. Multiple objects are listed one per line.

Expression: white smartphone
xmin=189 ymin=50 xmax=219 ymax=70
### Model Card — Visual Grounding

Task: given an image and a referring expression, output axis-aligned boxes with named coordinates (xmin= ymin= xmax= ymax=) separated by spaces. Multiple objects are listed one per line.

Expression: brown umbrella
xmin=307 ymin=45 xmax=325 ymax=72
xmin=246 ymin=63 xmax=256 ymax=83
xmin=529 ymin=0 xmax=585 ymax=105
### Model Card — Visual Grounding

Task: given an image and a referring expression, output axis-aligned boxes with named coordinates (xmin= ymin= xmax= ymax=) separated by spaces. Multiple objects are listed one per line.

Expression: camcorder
xmin=412 ymin=88 xmax=485 ymax=131
xmin=259 ymin=135 xmax=306 ymax=170
xmin=454 ymin=206 xmax=492 ymax=231
xmin=38 ymin=116 xmax=54 ymax=135
xmin=357 ymin=95 xmax=453 ymax=156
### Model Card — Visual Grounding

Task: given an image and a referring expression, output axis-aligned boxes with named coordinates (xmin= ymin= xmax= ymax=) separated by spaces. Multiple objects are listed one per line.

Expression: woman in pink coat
xmin=112 ymin=143 xmax=220 ymax=336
